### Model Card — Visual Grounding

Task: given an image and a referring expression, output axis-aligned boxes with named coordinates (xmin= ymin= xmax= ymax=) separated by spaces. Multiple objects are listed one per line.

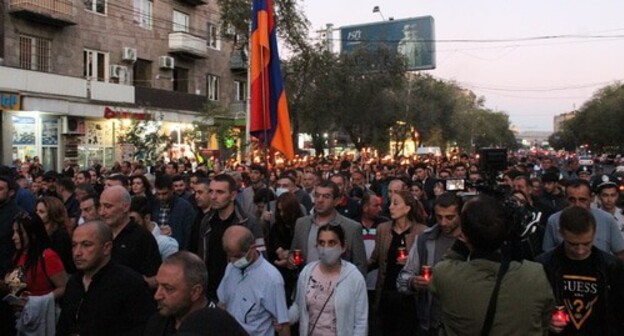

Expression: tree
xmin=217 ymin=0 xmax=310 ymax=53
xmin=117 ymin=114 xmax=172 ymax=163
xmin=562 ymin=82 xmax=624 ymax=152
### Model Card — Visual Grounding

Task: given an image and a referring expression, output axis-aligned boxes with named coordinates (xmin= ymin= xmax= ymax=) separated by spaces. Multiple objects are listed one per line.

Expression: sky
xmin=302 ymin=0 xmax=624 ymax=133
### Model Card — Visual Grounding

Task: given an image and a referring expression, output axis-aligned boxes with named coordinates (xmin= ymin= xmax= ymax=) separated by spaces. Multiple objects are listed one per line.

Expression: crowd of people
xmin=0 ymin=151 xmax=623 ymax=335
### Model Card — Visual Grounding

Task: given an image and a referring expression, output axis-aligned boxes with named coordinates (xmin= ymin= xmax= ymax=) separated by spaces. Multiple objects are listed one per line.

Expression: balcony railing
xmin=9 ymin=0 xmax=76 ymax=27
xmin=168 ymin=32 xmax=208 ymax=59
xmin=176 ymin=0 xmax=206 ymax=6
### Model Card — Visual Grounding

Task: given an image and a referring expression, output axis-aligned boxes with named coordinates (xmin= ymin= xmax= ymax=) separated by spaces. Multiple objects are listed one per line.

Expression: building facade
xmin=1 ymin=0 xmax=247 ymax=170
xmin=553 ymin=110 xmax=576 ymax=133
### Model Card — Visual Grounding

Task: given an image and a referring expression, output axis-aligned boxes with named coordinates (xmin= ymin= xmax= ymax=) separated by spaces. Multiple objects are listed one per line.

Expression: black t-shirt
xmin=112 ymin=220 xmax=161 ymax=277
xmin=383 ymin=228 xmax=411 ymax=291
xmin=57 ymin=262 xmax=156 ymax=336
xmin=559 ymin=254 xmax=605 ymax=335
xmin=206 ymin=212 xmax=236 ymax=301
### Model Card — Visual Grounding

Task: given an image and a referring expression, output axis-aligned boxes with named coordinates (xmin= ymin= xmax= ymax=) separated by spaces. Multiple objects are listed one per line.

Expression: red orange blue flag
xmin=250 ymin=0 xmax=295 ymax=160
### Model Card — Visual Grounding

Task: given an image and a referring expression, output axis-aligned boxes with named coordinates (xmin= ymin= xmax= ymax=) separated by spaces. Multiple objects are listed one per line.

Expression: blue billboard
xmin=340 ymin=16 xmax=435 ymax=71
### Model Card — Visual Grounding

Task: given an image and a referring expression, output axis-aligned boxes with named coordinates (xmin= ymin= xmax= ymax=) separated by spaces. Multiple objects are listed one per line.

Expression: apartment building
xmin=0 ymin=0 xmax=248 ymax=170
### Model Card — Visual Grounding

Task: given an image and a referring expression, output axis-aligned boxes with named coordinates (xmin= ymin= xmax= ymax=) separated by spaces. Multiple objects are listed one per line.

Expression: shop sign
xmin=104 ymin=107 xmax=151 ymax=120
xmin=1 ymin=92 xmax=20 ymax=110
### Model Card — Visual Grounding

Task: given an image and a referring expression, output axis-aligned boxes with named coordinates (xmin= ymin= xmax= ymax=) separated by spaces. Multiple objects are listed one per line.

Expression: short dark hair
xmin=57 ymin=176 xmax=75 ymax=193
xmin=460 ymin=195 xmax=509 ymax=253
xmin=130 ymin=195 xmax=151 ymax=217
xmin=317 ymin=180 xmax=340 ymax=199
xmin=565 ymin=179 xmax=591 ymax=194
xmin=191 ymin=170 xmax=208 ymax=179
xmin=317 ymin=224 xmax=346 ymax=247
xmin=78 ymin=192 xmax=100 ymax=209
xmin=106 ymin=174 xmax=129 ymax=187
xmin=434 ymin=192 xmax=462 ymax=210
xmin=253 ymin=187 xmax=276 ymax=204
xmin=163 ymin=251 xmax=208 ymax=290
xmin=155 ymin=175 xmax=173 ymax=190
xmin=277 ymin=174 xmax=296 ymax=185
xmin=212 ymin=173 xmax=236 ymax=192
xmin=361 ymin=193 xmax=378 ymax=208
xmin=172 ymin=175 xmax=187 ymax=184
xmin=559 ymin=206 xmax=596 ymax=235
xmin=166 ymin=161 xmax=178 ymax=170
xmin=249 ymin=164 xmax=267 ymax=177
xmin=77 ymin=170 xmax=92 ymax=181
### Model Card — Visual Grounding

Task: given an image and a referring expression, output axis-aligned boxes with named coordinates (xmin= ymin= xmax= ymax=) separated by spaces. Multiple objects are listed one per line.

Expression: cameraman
xmin=430 ymin=195 xmax=554 ymax=335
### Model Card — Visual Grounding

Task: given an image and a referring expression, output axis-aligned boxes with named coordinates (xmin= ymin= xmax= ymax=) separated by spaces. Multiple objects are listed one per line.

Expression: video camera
xmin=444 ymin=148 xmax=542 ymax=260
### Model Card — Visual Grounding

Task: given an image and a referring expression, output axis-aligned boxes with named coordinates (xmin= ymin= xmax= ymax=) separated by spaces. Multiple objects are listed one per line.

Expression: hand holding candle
xmin=292 ymin=249 xmax=304 ymax=267
xmin=396 ymin=247 xmax=408 ymax=264
xmin=421 ymin=265 xmax=432 ymax=281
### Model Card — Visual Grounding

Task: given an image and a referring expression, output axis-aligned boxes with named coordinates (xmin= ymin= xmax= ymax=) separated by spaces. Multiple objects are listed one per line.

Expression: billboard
xmin=340 ymin=16 xmax=435 ymax=71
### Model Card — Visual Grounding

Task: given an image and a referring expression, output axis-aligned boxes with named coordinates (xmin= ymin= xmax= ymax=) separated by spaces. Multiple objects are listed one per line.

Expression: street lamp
xmin=372 ymin=6 xmax=385 ymax=21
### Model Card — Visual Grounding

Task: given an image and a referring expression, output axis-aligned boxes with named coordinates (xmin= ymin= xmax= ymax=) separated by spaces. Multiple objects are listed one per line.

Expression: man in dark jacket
xmin=151 ymin=175 xmax=196 ymax=250
xmin=536 ymin=206 xmax=624 ymax=335
xmin=197 ymin=174 xmax=264 ymax=301
xmin=57 ymin=221 xmax=155 ymax=335
xmin=145 ymin=251 xmax=247 ymax=335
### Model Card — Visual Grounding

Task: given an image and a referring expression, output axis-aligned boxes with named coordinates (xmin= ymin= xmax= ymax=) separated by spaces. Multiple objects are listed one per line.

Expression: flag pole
xmin=245 ymin=7 xmax=252 ymax=165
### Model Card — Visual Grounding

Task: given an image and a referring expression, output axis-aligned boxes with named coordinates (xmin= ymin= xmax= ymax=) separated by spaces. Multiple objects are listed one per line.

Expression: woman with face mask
xmin=288 ymin=224 xmax=368 ymax=336
xmin=369 ymin=190 xmax=427 ymax=335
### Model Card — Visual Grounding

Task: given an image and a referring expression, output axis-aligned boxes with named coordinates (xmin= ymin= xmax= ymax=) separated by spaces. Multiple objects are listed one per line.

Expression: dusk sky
xmin=303 ymin=0 xmax=624 ymax=132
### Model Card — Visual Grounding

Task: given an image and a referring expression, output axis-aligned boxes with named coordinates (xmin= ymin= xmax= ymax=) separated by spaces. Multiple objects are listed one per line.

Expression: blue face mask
xmin=275 ymin=187 xmax=288 ymax=197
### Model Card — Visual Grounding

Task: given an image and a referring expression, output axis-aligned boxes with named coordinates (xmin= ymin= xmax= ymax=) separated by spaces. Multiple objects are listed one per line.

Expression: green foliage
xmin=560 ymin=82 xmax=624 ymax=152
xmin=217 ymin=0 xmax=310 ymax=52
xmin=116 ymin=114 xmax=171 ymax=163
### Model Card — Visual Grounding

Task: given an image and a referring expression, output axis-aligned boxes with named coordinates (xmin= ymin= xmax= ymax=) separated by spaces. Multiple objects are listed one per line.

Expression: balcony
xmin=168 ymin=32 xmax=208 ymax=59
xmin=176 ymin=0 xmax=206 ymax=6
xmin=230 ymin=49 xmax=248 ymax=71
xmin=9 ymin=0 xmax=76 ymax=27
xmin=135 ymin=86 xmax=206 ymax=112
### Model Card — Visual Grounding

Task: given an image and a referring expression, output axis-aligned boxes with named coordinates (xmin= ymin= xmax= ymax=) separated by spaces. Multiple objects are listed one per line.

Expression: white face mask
xmin=318 ymin=246 xmax=343 ymax=266
xmin=275 ymin=187 xmax=288 ymax=197
xmin=233 ymin=256 xmax=250 ymax=269
xmin=233 ymin=249 xmax=253 ymax=269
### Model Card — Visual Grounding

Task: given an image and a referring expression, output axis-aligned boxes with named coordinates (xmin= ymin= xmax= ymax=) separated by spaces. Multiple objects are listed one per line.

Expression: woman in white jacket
xmin=288 ymin=224 xmax=368 ymax=336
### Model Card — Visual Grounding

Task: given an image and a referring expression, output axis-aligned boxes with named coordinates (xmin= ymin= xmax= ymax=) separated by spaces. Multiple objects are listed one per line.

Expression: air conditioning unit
xmin=159 ymin=56 xmax=175 ymax=69
xmin=110 ymin=65 xmax=127 ymax=78
xmin=122 ymin=47 xmax=137 ymax=62
xmin=61 ymin=117 xmax=86 ymax=135
xmin=110 ymin=65 xmax=129 ymax=84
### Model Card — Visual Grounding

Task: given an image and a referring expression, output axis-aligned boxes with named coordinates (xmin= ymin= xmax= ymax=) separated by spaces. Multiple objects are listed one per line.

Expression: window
xmin=234 ymin=80 xmax=246 ymax=101
xmin=207 ymin=23 xmax=221 ymax=50
xmin=133 ymin=59 xmax=152 ymax=88
xmin=19 ymin=35 xmax=51 ymax=72
xmin=207 ymin=75 xmax=220 ymax=101
xmin=173 ymin=10 xmax=189 ymax=32
xmin=84 ymin=0 xmax=106 ymax=14
xmin=173 ymin=68 xmax=188 ymax=93
xmin=133 ymin=0 xmax=152 ymax=29
xmin=83 ymin=49 xmax=109 ymax=82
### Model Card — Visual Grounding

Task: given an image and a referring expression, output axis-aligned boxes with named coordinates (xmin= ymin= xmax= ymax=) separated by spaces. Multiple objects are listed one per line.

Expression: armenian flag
xmin=249 ymin=0 xmax=295 ymax=160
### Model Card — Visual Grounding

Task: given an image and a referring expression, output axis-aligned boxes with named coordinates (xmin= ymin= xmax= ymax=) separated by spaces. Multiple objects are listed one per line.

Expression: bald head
xmin=78 ymin=220 xmax=113 ymax=244
xmin=99 ymin=185 xmax=131 ymax=228
xmin=223 ymin=225 xmax=255 ymax=256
